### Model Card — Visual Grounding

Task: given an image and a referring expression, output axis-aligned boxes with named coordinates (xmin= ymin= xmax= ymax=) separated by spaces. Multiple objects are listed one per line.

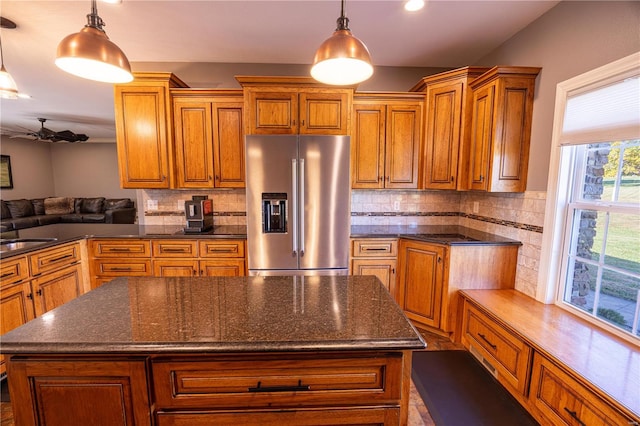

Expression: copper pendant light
xmin=55 ymin=0 xmax=133 ymax=83
xmin=311 ymin=0 xmax=373 ymax=86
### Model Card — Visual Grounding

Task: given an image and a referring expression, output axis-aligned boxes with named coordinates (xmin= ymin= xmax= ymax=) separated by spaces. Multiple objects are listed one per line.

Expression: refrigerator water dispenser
xmin=262 ymin=193 xmax=287 ymax=233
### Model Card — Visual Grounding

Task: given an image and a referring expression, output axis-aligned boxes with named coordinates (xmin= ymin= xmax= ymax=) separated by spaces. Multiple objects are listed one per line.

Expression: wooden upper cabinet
xmin=412 ymin=67 xmax=489 ymax=190
xmin=172 ymin=91 xmax=245 ymax=188
xmin=351 ymin=94 xmax=423 ymax=189
xmin=237 ymin=76 xmax=353 ymax=135
xmin=114 ymin=73 xmax=188 ymax=189
xmin=467 ymin=67 xmax=540 ymax=192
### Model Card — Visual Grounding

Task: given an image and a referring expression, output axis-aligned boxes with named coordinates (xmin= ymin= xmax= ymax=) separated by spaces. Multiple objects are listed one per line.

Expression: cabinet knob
xmin=479 ymin=175 xmax=484 ymax=182
xmin=451 ymin=176 xmax=454 ymax=182
xmin=36 ymin=289 xmax=42 ymax=296
xmin=27 ymin=293 xmax=33 ymax=300
xmin=437 ymin=256 xmax=442 ymax=263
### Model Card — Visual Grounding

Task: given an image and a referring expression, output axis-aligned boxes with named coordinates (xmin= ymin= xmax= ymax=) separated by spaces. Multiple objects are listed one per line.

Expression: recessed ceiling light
xmin=405 ymin=0 xmax=425 ymax=12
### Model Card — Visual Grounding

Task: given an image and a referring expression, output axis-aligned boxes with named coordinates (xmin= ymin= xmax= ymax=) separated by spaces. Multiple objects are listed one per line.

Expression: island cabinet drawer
xmin=29 ymin=242 xmax=81 ymax=276
xmin=152 ymin=240 xmax=198 ymax=257
xmin=352 ymin=239 xmax=398 ymax=257
xmin=91 ymin=259 xmax=152 ymax=276
xmin=90 ymin=239 xmax=151 ymax=257
xmin=460 ymin=301 xmax=531 ymax=396
xmin=529 ymin=353 xmax=635 ymax=426
xmin=1 ymin=256 xmax=29 ymax=286
xmin=156 ymin=407 xmax=401 ymax=425
xmin=198 ymin=240 xmax=245 ymax=258
xmin=151 ymin=355 xmax=403 ymax=409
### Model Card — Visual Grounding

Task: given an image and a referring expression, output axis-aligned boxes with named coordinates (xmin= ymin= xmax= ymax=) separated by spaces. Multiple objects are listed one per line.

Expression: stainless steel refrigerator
xmin=245 ymin=135 xmax=351 ymax=276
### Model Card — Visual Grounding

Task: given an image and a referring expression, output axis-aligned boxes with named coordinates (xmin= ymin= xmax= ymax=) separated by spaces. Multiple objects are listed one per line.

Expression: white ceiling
xmin=0 ymin=0 xmax=559 ymax=142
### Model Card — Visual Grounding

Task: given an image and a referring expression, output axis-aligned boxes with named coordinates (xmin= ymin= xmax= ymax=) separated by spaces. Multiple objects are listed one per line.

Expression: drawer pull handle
xmin=109 ymin=267 xmax=133 ymax=271
xmin=477 ymin=333 xmax=497 ymax=350
xmin=363 ymin=247 xmax=387 ymax=251
xmin=48 ymin=254 xmax=73 ymax=263
xmin=563 ymin=408 xmax=586 ymax=426
xmin=248 ymin=380 xmax=310 ymax=393
xmin=208 ymin=248 xmax=236 ymax=253
xmin=107 ymin=248 xmax=132 ymax=252
xmin=162 ymin=248 xmax=189 ymax=253
xmin=1 ymin=272 xmax=14 ymax=278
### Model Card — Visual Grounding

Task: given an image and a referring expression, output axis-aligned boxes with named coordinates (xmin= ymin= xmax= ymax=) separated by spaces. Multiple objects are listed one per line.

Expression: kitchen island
xmin=1 ymin=275 xmax=425 ymax=426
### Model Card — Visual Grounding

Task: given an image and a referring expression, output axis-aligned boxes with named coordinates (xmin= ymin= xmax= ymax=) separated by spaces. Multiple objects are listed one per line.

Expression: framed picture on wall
xmin=1 ymin=155 xmax=14 ymax=189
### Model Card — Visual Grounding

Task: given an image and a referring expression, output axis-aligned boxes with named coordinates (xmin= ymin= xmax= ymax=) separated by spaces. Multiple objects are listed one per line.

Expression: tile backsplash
xmin=138 ymin=188 xmax=546 ymax=298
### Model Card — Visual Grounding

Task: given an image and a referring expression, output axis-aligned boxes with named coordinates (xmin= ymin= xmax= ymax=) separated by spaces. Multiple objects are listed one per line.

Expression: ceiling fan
xmin=4 ymin=118 xmax=89 ymax=143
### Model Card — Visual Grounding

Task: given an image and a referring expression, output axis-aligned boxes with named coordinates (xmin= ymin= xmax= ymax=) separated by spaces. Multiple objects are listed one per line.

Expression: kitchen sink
xmin=0 ymin=238 xmax=58 ymax=253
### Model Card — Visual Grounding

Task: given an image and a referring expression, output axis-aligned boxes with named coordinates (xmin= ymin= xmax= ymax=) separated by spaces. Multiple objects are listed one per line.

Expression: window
xmin=540 ymin=52 xmax=640 ymax=342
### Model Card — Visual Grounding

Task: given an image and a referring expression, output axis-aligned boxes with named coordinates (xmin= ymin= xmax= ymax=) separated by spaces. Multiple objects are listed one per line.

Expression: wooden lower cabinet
xmin=7 ymin=351 xmax=410 ymax=426
xmin=7 ymin=358 xmax=150 ymax=426
xmin=350 ymin=239 xmax=398 ymax=294
xmin=460 ymin=300 xmax=531 ymax=397
xmin=529 ymin=353 xmax=634 ymax=426
xmin=30 ymin=263 xmax=83 ymax=316
xmin=396 ymin=240 xmax=445 ymax=330
xmin=397 ymin=240 xmax=519 ymax=336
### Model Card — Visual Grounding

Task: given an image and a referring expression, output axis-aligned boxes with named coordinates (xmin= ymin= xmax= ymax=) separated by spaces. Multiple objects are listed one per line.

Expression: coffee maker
xmin=184 ymin=196 xmax=213 ymax=233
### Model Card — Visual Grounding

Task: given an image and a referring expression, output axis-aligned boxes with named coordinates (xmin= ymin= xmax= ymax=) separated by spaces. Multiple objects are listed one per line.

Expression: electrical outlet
xmin=393 ymin=201 xmax=400 ymax=211
xmin=177 ymin=200 xmax=185 ymax=210
xmin=147 ymin=199 xmax=158 ymax=211
xmin=473 ymin=201 xmax=479 ymax=214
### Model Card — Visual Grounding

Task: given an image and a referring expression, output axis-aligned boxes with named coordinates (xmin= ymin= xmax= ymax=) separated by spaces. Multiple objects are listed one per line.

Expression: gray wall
xmin=0 ymin=136 xmax=134 ymax=201
xmin=0 ymin=136 xmax=54 ymax=199
xmin=475 ymin=1 xmax=640 ymax=191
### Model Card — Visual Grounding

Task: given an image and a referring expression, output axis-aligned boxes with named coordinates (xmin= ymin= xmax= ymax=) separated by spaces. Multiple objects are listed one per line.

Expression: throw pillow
xmin=44 ymin=197 xmax=74 ymax=215
xmin=32 ymin=198 xmax=46 ymax=215
xmin=81 ymin=197 xmax=105 ymax=214
xmin=6 ymin=199 xmax=35 ymax=218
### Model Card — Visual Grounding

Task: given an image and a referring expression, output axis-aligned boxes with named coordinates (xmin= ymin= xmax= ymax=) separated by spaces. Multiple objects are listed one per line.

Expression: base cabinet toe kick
xmin=6 ymin=351 xmax=413 ymax=426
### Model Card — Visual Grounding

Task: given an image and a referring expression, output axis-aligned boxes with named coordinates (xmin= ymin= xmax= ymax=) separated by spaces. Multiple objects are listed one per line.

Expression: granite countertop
xmin=0 ymin=275 xmax=426 ymax=354
xmin=350 ymin=225 xmax=522 ymax=246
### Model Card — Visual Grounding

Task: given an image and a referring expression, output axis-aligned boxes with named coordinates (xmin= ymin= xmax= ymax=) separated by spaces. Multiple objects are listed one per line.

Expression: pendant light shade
xmin=311 ymin=0 xmax=373 ymax=86
xmin=55 ymin=0 xmax=133 ymax=83
xmin=0 ymin=32 xmax=18 ymax=99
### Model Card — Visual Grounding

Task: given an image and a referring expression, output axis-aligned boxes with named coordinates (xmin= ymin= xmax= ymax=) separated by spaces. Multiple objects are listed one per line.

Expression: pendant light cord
xmin=336 ymin=0 xmax=350 ymax=31
xmin=0 ymin=34 xmax=4 ymax=67
xmin=86 ymin=0 xmax=106 ymax=31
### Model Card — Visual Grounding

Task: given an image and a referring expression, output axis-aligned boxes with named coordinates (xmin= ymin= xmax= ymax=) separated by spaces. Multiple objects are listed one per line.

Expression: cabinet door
xmin=397 ymin=240 xmax=445 ymax=328
xmin=7 ymin=359 xmax=150 ymax=426
xmin=173 ymin=100 xmax=215 ymax=188
xmin=246 ymin=90 xmax=298 ymax=134
xmin=352 ymin=258 xmax=397 ymax=295
xmin=31 ymin=263 xmax=83 ymax=317
xmin=423 ymin=82 xmax=463 ymax=189
xmin=212 ymin=100 xmax=245 ymax=187
xmin=385 ymin=104 xmax=421 ymax=189
xmin=299 ymin=90 xmax=350 ymax=135
xmin=153 ymin=259 xmax=198 ymax=277
xmin=0 ymin=282 xmax=35 ymax=375
xmin=115 ymin=85 xmax=171 ymax=188
xmin=200 ymin=259 xmax=246 ymax=276
xmin=351 ymin=103 xmax=385 ymax=188
xmin=469 ymin=82 xmax=495 ymax=191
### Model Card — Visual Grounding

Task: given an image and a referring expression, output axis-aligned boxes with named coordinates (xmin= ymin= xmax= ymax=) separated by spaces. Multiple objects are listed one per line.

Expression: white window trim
xmin=538 ymin=52 xmax=640 ymax=343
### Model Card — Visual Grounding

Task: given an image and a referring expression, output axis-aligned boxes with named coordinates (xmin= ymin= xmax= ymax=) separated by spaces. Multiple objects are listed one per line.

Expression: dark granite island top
xmin=2 ymin=276 xmax=425 ymax=425
xmin=1 ymin=275 xmax=425 ymax=354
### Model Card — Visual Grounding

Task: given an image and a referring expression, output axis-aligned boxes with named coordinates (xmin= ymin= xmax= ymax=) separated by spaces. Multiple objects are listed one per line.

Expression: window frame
xmin=538 ymin=52 xmax=640 ymax=344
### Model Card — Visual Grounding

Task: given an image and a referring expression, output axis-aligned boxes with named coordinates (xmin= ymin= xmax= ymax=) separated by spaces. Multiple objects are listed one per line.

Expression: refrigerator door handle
xmin=299 ymin=158 xmax=305 ymax=257
xmin=291 ymin=159 xmax=298 ymax=257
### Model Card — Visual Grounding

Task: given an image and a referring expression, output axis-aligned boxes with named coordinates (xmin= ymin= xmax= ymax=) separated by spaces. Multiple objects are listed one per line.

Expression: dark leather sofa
xmin=0 ymin=197 xmax=136 ymax=231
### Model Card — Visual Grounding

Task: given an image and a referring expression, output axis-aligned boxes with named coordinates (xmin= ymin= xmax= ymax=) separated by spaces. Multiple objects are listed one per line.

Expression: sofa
xmin=0 ymin=197 xmax=136 ymax=231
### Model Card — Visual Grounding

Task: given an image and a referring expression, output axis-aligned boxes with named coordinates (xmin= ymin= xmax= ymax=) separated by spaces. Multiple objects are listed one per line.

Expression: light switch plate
xmin=147 ymin=199 xmax=158 ymax=211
